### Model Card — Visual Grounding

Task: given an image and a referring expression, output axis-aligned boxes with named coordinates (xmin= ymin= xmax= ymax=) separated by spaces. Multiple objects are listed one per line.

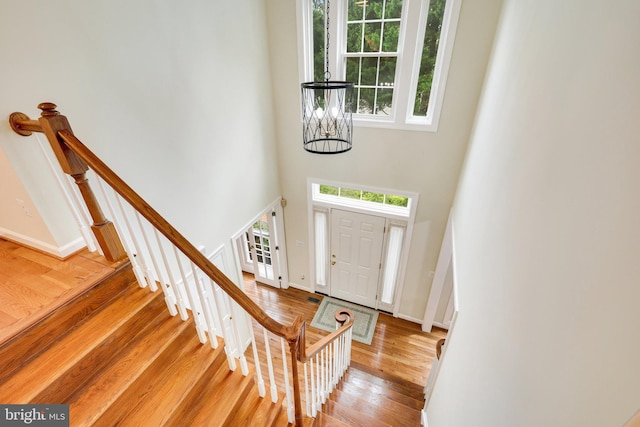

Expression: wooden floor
xmin=243 ymin=273 xmax=447 ymax=390
xmin=0 ymin=238 xmax=123 ymax=345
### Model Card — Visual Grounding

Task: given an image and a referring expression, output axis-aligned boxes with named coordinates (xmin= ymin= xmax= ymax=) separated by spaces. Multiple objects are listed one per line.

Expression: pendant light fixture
xmin=301 ymin=0 xmax=354 ymax=154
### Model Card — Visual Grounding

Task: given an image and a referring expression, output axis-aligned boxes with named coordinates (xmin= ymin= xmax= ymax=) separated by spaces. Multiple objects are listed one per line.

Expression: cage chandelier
xmin=301 ymin=0 xmax=354 ymax=154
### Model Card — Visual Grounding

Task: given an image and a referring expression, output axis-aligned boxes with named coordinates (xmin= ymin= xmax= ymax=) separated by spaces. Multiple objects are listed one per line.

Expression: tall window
xmin=302 ymin=0 xmax=461 ymax=131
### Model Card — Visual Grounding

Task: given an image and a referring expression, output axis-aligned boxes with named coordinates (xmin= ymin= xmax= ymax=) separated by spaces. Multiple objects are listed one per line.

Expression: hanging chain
xmin=325 ymin=0 xmax=331 ymax=81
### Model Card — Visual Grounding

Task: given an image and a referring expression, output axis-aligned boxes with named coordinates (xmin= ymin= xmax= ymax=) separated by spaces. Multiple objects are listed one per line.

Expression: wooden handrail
xmin=298 ymin=309 xmax=354 ymax=362
xmin=57 ymin=129 xmax=302 ymax=341
xmin=10 ymin=103 xmax=357 ymax=426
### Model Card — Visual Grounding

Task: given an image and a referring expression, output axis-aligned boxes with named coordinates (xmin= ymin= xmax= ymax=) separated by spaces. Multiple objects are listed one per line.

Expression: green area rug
xmin=310 ymin=296 xmax=378 ymax=345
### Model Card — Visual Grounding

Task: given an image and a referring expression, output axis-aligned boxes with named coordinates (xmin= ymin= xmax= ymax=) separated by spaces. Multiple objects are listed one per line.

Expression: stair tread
xmin=33 ymin=293 xmax=168 ymax=404
xmin=348 ymin=362 xmax=426 ymax=401
xmin=0 ymin=264 xmax=135 ymax=384
xmin=339 ymin=370 xmax=424 ymax=410
xmin=314 ymin=411 xmax=353 ymax=427
xmin=76 ymin=313 xmax=200 ymax=425
xmin=68 ymin=306 xmax=192 ymax=425
xmin=224 ymin=379 xmax=284 ymax=427
xmin=184 ymin=361 xmax=255 ymax=426
xmin=0 ymin=282 xmax=157 ymax=403
xmin=329 ymin=386 xmax=421 ymax=426
xmin=322 ymin=399 xmax=392 ymax=427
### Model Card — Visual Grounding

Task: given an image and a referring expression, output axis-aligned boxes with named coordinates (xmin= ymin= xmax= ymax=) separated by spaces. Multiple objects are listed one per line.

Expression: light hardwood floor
xmin=242 ymin=273 xmax=447 ymax=389
xmin=0 ymin=238 xmax=122 ymax=345
xmin=0 ymin=237 xmax=447 ymax=396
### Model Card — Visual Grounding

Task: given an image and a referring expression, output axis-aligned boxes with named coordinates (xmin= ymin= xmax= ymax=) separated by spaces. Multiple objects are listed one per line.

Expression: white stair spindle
xmin=248 ymin=321 xmax=266 ymax=397
xmin=262 ymin=329 xmax=279 ymax=402
xmin=134 ymin=213 xmax=163 ymax=293
xmin=153 ymin=229 xmax=188 ymax=321
xmin=280 ymin=337 xmax=294 ymax=423
xmin=189 ymin=263 xmax=219 ymax=349
xmin=207 ymin=277 xmax=237 ymax=371
xmin=172 ymin=247 xmax=207 ymax=343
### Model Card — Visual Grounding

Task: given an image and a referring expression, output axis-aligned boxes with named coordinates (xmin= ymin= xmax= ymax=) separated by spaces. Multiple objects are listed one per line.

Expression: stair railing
xmin=9 ymin=102 xmax=354 ymax=426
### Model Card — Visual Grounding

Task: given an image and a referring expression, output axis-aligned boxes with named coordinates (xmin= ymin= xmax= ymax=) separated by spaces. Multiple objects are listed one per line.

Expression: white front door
xmin=330 ymin=209 xmax=385 ymax=308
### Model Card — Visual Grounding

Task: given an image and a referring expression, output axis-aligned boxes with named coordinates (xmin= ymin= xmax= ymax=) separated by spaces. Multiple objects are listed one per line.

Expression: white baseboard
xmin=288 ymin=281 xmax=313 ymax=292
xmin=432 ymin=321 xmax=450 ymax=330
xmin=421 ymin=409 xmax=429 ymax=426
xmin=0 ymin=227 xmax=86 ymax=259
xmin=397 ymin=313 xmax=425 ymax=325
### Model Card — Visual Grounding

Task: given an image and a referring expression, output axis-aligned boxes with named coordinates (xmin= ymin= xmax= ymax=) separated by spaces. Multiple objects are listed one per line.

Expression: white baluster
xmin=247 ymin=320 xmax=266 ymax=397
xmin=262 ymin=329 xmax=278 ymax=402
xmin=303 ymin=362 xmax=310 ymax=417
xmin=310 ymin=358 xmax=317 ymax=417
xmin=280 ymin=337 xmax=294 ymax=423
xmin=315 ymin=353 xmax=321 ymax=411
xmin=34 ymin=134 xmax=97 ymax=252
xmin=207 ymin=277 xmax=237 ymax=371
xmin=153 ymin=229 xmax=188 ymax=320
xmin=94 ymin=178 xmax=146 ymax=288
xmin=135 ymin=213 xmax=163 ymax=293
xmin=172 ymin=247 xmax=207 ymax=343
xmin=189 ymin=262 xmax=219 ymax=349
xmin=223 ymin=293 xmax=249 ymax=375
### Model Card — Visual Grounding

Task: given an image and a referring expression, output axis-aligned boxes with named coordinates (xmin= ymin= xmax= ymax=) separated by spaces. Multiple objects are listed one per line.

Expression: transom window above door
xmin=311 ymin=182 xmax=413 ymax=217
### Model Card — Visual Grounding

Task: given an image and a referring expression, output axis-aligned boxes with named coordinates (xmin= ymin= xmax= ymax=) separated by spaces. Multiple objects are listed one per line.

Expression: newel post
xmin=9 ymin=102 xmax=127 ymax=263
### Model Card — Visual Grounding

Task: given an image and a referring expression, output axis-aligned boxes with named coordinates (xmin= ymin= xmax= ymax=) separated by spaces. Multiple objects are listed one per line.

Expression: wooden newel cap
xmin=38 ymin=102 xmax=60 ymax=117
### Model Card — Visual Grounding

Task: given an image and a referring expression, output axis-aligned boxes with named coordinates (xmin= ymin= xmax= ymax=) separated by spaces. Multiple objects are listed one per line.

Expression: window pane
xmin=360 ymin=57 xmax=378 ymax=86
xmin=312 ymin=1 xmax=325 ymax=82
xmin=376 ymin=88 xmax=394 ymax=115
xmin=384 ymin=0 xmax=403 ymax=19
xmin=413 ymin=0 xmax=447 ymax=116
xmin=348 ymin=0 xmax=364 ymax=21
xmin=358 ymin=88 xmax=375 ymax=114
xmin=381 ymin=21 xmax=400 ymax=52
xmin=384 ymin=194 xmax=409 ymax=207
xmin=346 ymin=57 xmax=360 ymax=83
xmin=381 ymin=225 xmax=404 ymax=304
xmin=314 ymin=211 xmax=328 ymax=286
xmin=378 ymin=57 xmax=396 ymax=85
xmin=339 ymin=188 xmax=362 ymax=200
xmin=320 ymin=185 xmax=339 ymax=195
xmin=346 ymin=23 xmax=362 ymax=52
xmin=365 ymin=0 xmax=384 ymax=20
xmin=363 ymin=22 xmax=382 ymax=52
xmin=362 ymin=191 xmax=385 ymax=203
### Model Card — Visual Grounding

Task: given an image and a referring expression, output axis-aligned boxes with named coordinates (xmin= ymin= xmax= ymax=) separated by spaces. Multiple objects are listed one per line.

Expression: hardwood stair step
xmin=329 ymin=386 xmax=421 ymax=426
xmin=67 ymin=305 xmax=192 ymax=425
xmin=349 ymin=361 xmax=426 ymax=401
xmin=0 ymin=278 xmax=157 ymax=403
xmin=177 ymin=360 xmax=255 ymax=426
xmin=0 ymin=262 xmax=136 ymax=384
xmin=339 ymin=368 xmax=424 ymax=411
xmin=223 ymin=378 xmax=284 ymax=426
xmin=88 ymin=316 xmax=218 ymax=426
xmin=33 ymin=292 xmax=168 ymax=404
xmin=313 ymin=411 xmax=353 ymax=426
xmin=321 ymin=399 xmax=392 ymax=427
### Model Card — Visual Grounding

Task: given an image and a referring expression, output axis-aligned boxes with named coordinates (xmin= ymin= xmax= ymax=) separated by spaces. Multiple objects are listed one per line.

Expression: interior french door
xmin=330 ymin=209 xmax=385 ymax=308
xmin=247 ymin=212 xmax=279 ymax=288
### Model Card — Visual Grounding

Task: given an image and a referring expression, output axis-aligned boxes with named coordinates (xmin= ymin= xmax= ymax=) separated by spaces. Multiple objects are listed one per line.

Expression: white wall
xmin=0 ymin=0 xmax=281 ymax=265
xmin=428 ymin=0 xmax=640 ymax=425
xmin=265 ymin=0 xmax=503 ymax=320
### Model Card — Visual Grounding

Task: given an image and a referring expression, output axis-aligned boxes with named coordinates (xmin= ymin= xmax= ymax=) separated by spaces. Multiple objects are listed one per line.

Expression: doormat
xmin=310 ymin=297 xmax=378 ymax=345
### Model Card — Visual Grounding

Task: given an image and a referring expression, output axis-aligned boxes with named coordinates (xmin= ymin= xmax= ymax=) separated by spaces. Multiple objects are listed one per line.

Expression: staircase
xmin=319 ymin=361 xmax=426 ymax=426
xmin=0 ymin=264 xmax=302 ymax=426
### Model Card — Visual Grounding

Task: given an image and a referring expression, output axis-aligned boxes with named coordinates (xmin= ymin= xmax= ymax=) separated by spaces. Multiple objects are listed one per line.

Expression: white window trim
xmin=296 ymin=0 xmax=463 ymax=133
xmin=307 ymin=178 xmax=418 ymax=315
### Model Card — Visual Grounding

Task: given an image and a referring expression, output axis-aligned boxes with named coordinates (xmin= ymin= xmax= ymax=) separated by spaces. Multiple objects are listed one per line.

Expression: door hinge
xmin=272 ymin=211 xmax=276 ymax=217
xmin=275 ymin=246 xmax=279 ymax=250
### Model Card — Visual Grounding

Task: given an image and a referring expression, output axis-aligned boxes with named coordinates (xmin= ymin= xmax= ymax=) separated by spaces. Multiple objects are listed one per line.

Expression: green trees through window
xmin=319 ymin=184 xmax=409 ymax=207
